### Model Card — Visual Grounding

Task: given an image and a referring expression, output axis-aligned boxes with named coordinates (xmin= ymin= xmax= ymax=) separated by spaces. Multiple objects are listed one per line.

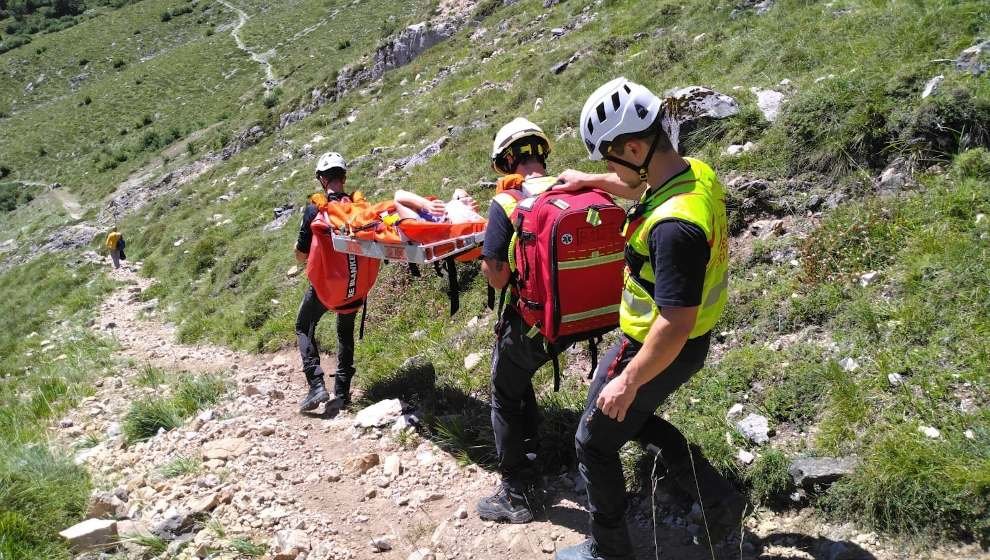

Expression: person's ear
xmin=623 ymin=138 xmax=644 ymax=160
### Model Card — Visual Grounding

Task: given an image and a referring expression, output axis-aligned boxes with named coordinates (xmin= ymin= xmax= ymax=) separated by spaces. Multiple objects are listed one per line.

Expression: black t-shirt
xmin=648 ymin=218 xmax=710 ymax=308
xmin=482 ymin=201 xmax=513 ymax=261
xmin=296 ymin=203 xmax=319 ymax=254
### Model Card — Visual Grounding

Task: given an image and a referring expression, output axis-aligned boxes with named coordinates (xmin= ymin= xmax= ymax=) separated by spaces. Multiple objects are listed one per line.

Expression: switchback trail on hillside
xmin=55 ymin=261 xmax=986 ymax=560
xmin=215 ymin=0 xmax=277 ymax=90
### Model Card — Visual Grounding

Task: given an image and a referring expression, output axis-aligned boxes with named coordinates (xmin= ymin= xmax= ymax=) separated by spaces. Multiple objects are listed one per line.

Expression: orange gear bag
xmin=305 ymin=192 xmax=391 ymax=312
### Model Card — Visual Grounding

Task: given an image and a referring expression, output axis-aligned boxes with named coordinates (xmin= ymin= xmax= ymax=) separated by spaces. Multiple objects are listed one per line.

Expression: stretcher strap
xmin=359 ymin=300 xmax=368 ymax=340
xmin=588 ymin=336 xmax=600 ymax=380
xmin=445 ymin=256 xmax=459 ymax=316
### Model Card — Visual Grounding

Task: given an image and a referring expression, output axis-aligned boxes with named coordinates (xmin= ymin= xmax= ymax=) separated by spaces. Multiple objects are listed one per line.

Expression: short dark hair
xmin=316 ymin=167 xmax=346 ymax=181
xmin=609 ymin=119 xmax=673 ymax=157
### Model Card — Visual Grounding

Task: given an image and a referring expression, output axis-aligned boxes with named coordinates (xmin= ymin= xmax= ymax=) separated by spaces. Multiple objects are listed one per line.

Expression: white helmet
xmin=315 ymin=152 xmax=347 ymax=174
xmin=580 ymin=77 xmax=662 ymax=161
xmin=491 ymin=117 xmax=551 ymax=175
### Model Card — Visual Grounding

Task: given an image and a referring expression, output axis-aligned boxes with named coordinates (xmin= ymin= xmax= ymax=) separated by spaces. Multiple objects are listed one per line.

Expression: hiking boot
xmin=333 ymin=375 xmax=352 ymax=407
xmin=554 ymin=539 xmax=635 ymax=560
xmin=298 ymin=381 xmax=330 ymax=413
xmin=476 ymin=482 xmax=537 ymax=524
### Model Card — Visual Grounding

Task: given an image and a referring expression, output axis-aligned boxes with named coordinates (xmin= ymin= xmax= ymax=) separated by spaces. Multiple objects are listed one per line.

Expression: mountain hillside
xmin=1 ymin=1 xmax=989 ymax=559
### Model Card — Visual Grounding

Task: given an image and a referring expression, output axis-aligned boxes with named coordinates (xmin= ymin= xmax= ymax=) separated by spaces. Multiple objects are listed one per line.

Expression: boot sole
xmin=476 ymin=504 xmax=534 ymax=524
xmin=298 ymin=393 xmax=330 ymax=412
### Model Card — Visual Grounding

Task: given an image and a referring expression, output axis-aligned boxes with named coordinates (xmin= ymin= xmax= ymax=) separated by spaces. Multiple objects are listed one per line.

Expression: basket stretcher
xmin=330 ymin=221 xmax=486 ymax=265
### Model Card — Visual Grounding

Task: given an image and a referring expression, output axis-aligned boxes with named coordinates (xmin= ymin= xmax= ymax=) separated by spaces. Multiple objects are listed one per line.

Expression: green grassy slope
xmin=0 ymin=0 xmax=988 ymax=554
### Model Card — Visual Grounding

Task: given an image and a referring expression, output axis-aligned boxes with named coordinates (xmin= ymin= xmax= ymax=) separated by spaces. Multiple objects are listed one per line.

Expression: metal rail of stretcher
xmin=331 ymin=231 xmax=485 ymax=265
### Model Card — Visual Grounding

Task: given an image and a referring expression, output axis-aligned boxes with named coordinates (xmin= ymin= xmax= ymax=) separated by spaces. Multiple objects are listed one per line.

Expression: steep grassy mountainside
xmin=1 ymin=0 xmax=988 ymax=558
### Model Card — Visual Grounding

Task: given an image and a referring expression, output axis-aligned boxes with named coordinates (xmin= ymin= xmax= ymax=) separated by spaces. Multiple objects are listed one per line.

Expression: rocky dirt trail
xmin=54 ymin=262 xmax=986 ymax=560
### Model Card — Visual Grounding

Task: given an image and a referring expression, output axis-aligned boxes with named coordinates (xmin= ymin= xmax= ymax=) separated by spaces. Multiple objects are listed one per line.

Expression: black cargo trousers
xmin=295 ymin=285 xmax=358 ymax=398
xmin=575 ymin=333 xmax=712 ymax=557
xmin=490 ymin=304 xmax=566 ymax=488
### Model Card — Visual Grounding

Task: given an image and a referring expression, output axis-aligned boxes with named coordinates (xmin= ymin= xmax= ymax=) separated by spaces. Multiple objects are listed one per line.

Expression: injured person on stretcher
xmin=393 ymin=188 xmax=484 ymax=224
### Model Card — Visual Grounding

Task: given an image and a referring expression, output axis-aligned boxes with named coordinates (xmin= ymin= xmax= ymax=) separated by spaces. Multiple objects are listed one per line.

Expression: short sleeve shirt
xmin=481 ymin=201 xmax=514 ymax=262
xmin=648 ymin=219 xmax=710 ymax=308
xmin=296 ymin=203 xmax=319 ymax=254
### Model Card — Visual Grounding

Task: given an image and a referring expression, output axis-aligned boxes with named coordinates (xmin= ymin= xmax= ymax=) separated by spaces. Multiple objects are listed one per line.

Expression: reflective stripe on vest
xmin=619 ymin=158 xmax=729 ymax=342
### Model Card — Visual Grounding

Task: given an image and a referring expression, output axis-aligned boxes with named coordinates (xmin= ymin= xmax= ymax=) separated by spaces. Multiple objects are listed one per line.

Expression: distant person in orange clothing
xmin=105 ymin=227 xmax=124 ymax=269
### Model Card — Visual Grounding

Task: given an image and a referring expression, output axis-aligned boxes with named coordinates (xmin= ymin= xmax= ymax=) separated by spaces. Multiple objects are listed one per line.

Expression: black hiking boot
xmin=299 ymin=380 xmax=330 ymax=413
xmin=476 ymin=481 xmax=541 ymax=524
xmin=333 ymin=374 xmax=352 ymax=407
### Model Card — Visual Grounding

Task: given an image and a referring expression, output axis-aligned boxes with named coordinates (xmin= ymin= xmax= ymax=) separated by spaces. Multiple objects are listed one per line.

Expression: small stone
xmin=286 ymin=265 xmax=300 ymax=278
xmin=243 ymin=384 xmax=261 ymax=396
xmin=750 ymin=87 xmax=786 ymax=121
xmin=272 ymin=529 xmax=311 ymax=560
xmin=550 ymin=27 xmax=565 ymax=37
xmin=919 ymin=425 xmax=941 ymax=439
xmin=59 ymin=518 xmax=117 ymax=552
xmin=735 ymin=413 xmax=771 ymax=445
xmin=370 ymin=536 xmax=392 ymax=552
xmin=737 ymin=450 xmax=755 ymax=464
xmin=887 ymin=372 xmax=904 ymax=387
xmin=838 ymin=357 xmax=859 ymax=372
xmin=408 ymin=548 xmax=436 ymax=560
xmin=105 ymin=422 xmax=121 ymax=438
xmin=858 ymin=271 xmax=879 ymax=287
xmin=383 ymin=454 xmax=402 ymax=478
xmin=346 ymin=453 xmax=380 ymax=474
xmin=201 ymin=438 xmax=251 ymax=460
xmin=921 ymin=75 xmax=944 ymax=98
xmin=965 ymin=429 xmax=975 ymax=440
xmin=541 ymin=539 xmax=556 ymax=553
xmin=789 ymin=456 xmax=860 ymax=489
xmin=354 ymin=400 xmax=405 ymax=429
xmin=976 ymin=213 xmax=986 ymax=225
xmin=454 ymin=505 xmax=468 ymax=519
xmin=365 ymin=488 xmax=378 ymax=499
xmin=726 ymin=403 xmax=745 ymax=419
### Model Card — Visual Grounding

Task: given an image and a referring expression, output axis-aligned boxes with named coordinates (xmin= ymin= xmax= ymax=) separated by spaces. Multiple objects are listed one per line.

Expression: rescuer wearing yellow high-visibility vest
xmin=552 ymin=78 xmax=744 ymax=560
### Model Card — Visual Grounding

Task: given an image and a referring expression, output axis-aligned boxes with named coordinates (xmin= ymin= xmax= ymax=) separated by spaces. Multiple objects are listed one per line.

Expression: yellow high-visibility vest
xmin=619 ymin=158 xmax=728 ymax=342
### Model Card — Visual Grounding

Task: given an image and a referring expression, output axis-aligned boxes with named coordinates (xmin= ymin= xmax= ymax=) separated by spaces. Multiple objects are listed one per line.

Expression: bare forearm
xmin=394 ymin=190 xmax=429 ymax=210
xmin=559 ymin=170 xmax=646 ymax=200
xmin=294 ymin=248 xmax=308 ymax=263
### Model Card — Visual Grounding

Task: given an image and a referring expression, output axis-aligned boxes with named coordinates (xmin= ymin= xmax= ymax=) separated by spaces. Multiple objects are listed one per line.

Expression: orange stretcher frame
xmin=331 ymin=220 xmax=486 ymax=264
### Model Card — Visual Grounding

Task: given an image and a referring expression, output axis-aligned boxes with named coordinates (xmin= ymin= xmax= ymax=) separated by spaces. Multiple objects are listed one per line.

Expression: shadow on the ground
xmin=358 ymin=355 xmax=583 ymax=475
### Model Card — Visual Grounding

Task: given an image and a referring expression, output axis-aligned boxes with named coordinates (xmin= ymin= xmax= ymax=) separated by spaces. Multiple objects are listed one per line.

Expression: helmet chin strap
xmin=605 ymin=125 xmax=664 ymax=189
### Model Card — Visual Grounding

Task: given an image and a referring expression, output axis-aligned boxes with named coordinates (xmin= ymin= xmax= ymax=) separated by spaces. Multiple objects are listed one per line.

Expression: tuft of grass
xmin=229 ymin=537 xmax=266 ymax=557
xmin=824 ymin=428 xmax=990 ymax=542
xmin=745 ymin=448 xmax=791 ymax=504
xmin=172 ymin=373 xmax=228 ymax=416
xmin=157 ymin=456 xmax=200 ymax=479
xmin=130 ymin=534 xmax=168 ymax=555
xmin=122 ymin=399 xmax=182 ymax=443
xmin=134 ymin=365 xmax=167 ymax=387
xmin=123 ymin=373 xmax=229 ymax=443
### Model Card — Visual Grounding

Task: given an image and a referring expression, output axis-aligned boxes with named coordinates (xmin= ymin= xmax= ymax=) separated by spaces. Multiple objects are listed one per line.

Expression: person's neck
xmin=645 ymin=152 xmax=688 ymax=194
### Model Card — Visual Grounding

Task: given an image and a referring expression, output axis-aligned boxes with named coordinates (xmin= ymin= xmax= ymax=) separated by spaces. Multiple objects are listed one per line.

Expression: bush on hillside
xmin=0 ymin=182 xmax=37 ymax=213
xmin=897 ymin=89 xmax=990 ymax=166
